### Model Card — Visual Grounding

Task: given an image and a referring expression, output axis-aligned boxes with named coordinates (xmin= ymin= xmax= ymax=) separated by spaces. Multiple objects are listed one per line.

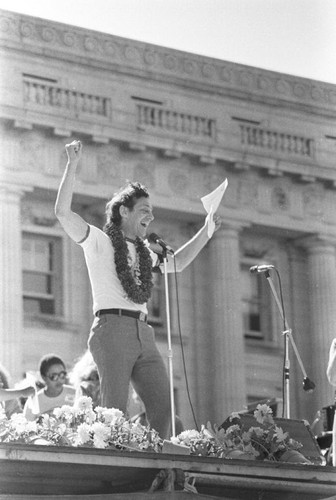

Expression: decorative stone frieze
xmin=1 ymin=9 xmax=336 ymax=114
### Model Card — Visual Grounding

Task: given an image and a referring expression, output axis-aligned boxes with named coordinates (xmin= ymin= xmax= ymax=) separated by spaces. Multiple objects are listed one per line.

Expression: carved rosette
xmin=96 ymin=148 xmax=122 ymax=184
xmin=168 ymin=170 xmax=189 ymax=196
xmin=41 ymin=27 xmax=56 ymax=43
xmin=236 ymin=178 xmax=259 ymax=208
xmin=84 ymin=36 xmax=98 ymax=52
xmin=303 ymin=185 xmax=325 ymax=217
xmin=104 ymin=40 xmax=118 ymax=57
xmin=271 ymin=186 xmax=290 ymax=211
xmin=163 ymin=54 xmax=178 ymax=71
xmin=144 ymin=51 xmax=156 ymax=66
xmin=202 ymin=64 xmax=216 ymax=79
xmin=133 ymin=164 xmax=155 ymax=189
xmin=63 ymin=31 xmax=76 ymax=47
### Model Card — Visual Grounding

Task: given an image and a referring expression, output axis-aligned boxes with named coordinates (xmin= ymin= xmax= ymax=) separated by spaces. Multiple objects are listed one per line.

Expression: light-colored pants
xmin=88 ymin=313 xmax=171 ymax=438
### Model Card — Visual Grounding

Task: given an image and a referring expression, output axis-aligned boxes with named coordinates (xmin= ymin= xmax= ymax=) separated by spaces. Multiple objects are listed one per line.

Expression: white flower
xmin=84 ymin=409 xmax=96 ymax=425
xmin=53 ymin=405 xmax=75 ymax=421
xmin=229 ymin=412 xmax=241 ymax=421
xmin=57 ymin=423 xmax=67 ymax=436
xmin=93 ymin=436 xmax=108 ymax=449
xmin=25 ymin=421 xmax=38 ymax=433
xmin=98 ymin=407 xmax=124 ymax=425
xmin=76 ymin=423 xmax=92 ymax=445
xmin=179 ymin=429 xmax=201 ymax=440
xmin=40 ymin=414 xmax=50 ymax=424
xmin=91 ymin=421 xmax=110 ymax=448
xmin=254 ymin=404 xmax=274 ymax=425
xmin=10 ymin=413 xmax=30 ymax=433
xmin=176 ymin=429 xmax=201 ymax=446
xmin=75 ymin=396 xmax=93 ymax=412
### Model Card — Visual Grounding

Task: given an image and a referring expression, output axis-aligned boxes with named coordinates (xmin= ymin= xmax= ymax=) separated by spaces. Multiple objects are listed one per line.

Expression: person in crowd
xmin=55 ymin=139 xmax=221 ymax=438
xmin=326 ymin=338 xmax=336 ymax=466
xmin=69 ymin=350 xmax=101 ymax=407
xmin=23 ymin=354 xmax=76 ymax=421
xmin=0 ymin=364 xmax=35 ymax=418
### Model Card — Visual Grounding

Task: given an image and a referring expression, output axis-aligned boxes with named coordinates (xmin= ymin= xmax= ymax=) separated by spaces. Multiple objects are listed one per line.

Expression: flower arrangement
xmin=171 ymin=404 xmax=309 ymax=463
xmin=0 ymin=400 xmax=309 ymax=463
xmin=0 ymin=396 xmax=161 ymax=453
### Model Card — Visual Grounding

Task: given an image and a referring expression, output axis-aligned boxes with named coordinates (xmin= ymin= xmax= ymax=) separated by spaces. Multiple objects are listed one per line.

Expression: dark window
xmin=22 ymin=233 xmax=62 ymax=316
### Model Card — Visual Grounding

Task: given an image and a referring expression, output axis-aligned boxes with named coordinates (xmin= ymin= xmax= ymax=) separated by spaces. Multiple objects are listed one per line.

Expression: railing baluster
xmin=22 ymin=77 xmax=110 ymax=117
xmin=237 ymin=123 xmax=313 ymax=157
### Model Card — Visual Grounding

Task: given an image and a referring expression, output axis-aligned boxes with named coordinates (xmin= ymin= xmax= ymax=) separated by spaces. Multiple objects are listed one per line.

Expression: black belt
xmin=95 ymin=308 xmax=147 ymax=322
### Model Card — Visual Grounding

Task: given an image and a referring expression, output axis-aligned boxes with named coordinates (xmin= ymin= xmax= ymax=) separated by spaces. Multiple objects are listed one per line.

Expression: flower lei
xmin=105 ymin=224 xmax=153 ymax=304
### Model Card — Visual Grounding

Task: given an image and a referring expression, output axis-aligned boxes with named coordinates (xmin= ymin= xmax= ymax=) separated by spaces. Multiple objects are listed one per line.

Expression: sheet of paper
xmin=201 ymin=178 xmax=228 ymax=214
xmin=201 ymin=179 xmax=228 ymax=237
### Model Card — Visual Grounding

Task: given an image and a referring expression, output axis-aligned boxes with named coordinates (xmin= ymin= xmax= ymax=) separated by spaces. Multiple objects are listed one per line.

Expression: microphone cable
xmin=172 ymin=256 xmax=200 ymax=431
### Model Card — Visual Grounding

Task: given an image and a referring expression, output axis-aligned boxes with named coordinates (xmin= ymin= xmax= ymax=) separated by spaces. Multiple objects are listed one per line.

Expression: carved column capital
xmin=296 ymin=233 xmax=336 ymax=253
xmin=212 ymin=219 xmax=250 ymax=239
xmin=0 ymin=181 xmax=33 ymax=200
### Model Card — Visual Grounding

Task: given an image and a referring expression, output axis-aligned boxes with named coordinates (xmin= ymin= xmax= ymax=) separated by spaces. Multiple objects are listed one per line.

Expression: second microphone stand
xmin=161 ymin=248 xmax=176 ymax=437
xmin=264 ymin=269 xmax=315 ymax=419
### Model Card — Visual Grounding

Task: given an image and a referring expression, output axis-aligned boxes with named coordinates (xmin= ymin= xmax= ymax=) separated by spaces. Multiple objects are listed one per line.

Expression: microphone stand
xmin=162 ymin=248 xmax=176 ymax=438
xmin=264 ymin=270 xmax=314 ymax=419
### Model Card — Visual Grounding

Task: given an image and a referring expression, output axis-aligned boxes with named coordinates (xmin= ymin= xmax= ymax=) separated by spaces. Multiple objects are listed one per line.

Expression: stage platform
xmin=0 ymin=443 xmax=335 ymax=499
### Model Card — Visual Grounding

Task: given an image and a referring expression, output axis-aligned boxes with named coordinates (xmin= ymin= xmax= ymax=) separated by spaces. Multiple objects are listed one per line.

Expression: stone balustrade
xmin=240 ymin=124 xmax=313 ymax=158
xmin=23 ymin=77 xmax=111 ymax=117
xmin=136 ymin=103 xmax=216 ymax=139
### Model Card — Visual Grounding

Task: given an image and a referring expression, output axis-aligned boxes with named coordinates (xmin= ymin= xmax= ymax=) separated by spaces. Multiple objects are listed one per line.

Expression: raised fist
xmin=65 ymin=140 xmax=82 ymax=162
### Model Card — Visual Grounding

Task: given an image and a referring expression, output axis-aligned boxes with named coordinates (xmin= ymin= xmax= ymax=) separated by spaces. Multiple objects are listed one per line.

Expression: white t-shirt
xmin=23 ymin=385 xmax=76 ymax=421
xmin=80 ymin=225 xmax=158 ymax=315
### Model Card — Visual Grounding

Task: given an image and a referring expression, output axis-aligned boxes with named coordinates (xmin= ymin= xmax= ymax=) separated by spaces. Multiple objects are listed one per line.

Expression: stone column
xmin=208 ymin=223 xmax=247 ymax=423
xmin=0 ymin=184 xmax=24 ymax=380
xmin=301 ymin=235 xmax=336 ymax=412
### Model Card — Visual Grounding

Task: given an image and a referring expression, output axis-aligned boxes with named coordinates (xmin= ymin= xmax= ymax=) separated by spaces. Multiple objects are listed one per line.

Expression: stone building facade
xmin=1 ymin=9 xmax=336 ymax=430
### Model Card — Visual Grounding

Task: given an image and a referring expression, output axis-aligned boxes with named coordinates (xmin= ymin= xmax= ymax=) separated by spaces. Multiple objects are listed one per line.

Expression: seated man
xmin=23 ymin=354 xmax=75 ymax=421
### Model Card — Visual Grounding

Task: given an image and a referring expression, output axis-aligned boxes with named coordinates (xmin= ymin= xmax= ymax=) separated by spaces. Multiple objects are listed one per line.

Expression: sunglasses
xmin=46 ymin=371 xmax=67 ymax=381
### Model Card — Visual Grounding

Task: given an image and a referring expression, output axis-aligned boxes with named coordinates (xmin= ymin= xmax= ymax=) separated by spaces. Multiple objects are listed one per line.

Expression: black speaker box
xmin=220 ymin=414 xmax=325 ymax=465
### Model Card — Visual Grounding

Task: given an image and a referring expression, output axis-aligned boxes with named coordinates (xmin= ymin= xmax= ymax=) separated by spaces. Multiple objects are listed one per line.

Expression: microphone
xmin=303 ymin=376 xmax=315 ymax=393
xmin=250 ymin=264 xmax=275 ymax=274
xmin=148 ymin=233 xmax=175 ymax=255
